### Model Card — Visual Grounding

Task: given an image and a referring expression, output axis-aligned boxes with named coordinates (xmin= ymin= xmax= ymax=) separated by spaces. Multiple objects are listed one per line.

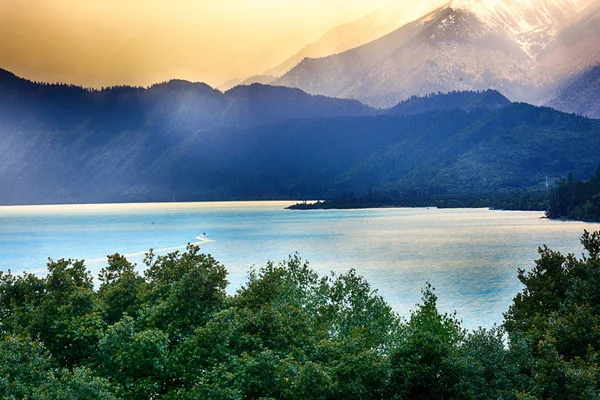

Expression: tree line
xmin=1 ymin=232 xmax=600 ymax=399
xmin=547 ymin=164 xmax=600 ymax=221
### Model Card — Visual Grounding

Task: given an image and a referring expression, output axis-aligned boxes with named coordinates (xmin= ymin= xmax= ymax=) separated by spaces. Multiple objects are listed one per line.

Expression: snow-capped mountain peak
xmin=443 ymin=0 xmax=587 ymax=55
xmin=274 ymin=0 xmax=600 ymax=110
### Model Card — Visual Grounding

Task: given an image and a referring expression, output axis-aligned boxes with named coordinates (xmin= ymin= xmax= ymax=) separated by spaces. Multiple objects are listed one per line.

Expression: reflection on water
xmin=0 ymin=201 xmax=598 ymax=330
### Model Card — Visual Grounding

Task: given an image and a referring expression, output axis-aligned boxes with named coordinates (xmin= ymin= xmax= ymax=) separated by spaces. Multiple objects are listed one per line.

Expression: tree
xmin=98 ymin=254 xmax=145 ymax=325
xmin=503 ymin=230 xmax=600 ymax=398
xmin=0 ymin=335 xmax=115 ymax=400
xmin=0 ymin=258 xmax=105 ymax=367
xmin=174 ymin=255 xmax=399 ymax=399
xmin=389 ymin=284 xmax=466 ymax=399
xmin=140 ymin=244 xmax=228 ymax=341
xmin=547 ymin=164 xmax=600 ymax=221
xmin=96 ymin=317 xmax=169 ymax=399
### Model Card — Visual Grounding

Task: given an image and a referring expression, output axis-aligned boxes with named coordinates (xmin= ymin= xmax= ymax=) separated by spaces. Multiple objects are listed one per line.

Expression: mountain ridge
xmin=0 ymin=68 xmax=598 ymax=205
xmin=262 ymin=1 xmax=448 ymax=79
xmin=274 ymin=0 xmax=598 ymax=109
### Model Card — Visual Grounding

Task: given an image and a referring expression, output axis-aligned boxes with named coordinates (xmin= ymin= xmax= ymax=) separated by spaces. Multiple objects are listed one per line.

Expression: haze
xmin=0 ymin=0 xmax=439 ymax=88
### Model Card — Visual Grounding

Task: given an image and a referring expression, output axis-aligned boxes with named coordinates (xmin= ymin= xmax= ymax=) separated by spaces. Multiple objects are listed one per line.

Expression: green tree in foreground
xmin=505 ymin=230 xmax=600 ymax=399
xmin=0 ymin=335 xmax=115 ymax=399
xmin=389 ymin=283 xmax=465 ymax=399
xmin=1 ymin=233 xmax=600 ymax=398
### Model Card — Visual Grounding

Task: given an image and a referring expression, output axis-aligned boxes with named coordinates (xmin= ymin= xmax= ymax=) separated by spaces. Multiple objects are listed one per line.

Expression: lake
xmin=1 ymin=201 xmax=598 ymax=331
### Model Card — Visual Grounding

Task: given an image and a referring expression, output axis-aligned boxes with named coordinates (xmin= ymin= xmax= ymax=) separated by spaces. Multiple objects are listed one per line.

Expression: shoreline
xmin=285 ymin=200 xmax=547 ymax=212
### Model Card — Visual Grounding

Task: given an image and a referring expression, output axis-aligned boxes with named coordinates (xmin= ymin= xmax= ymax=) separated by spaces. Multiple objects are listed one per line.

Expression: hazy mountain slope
xmin=238 ymin=75 xmax=277 ymax=86
xmin=423 ymin=103 xmax=600 ymax=191
xmin=0 ymin=69 xmax=374 ymax=203
xmin=0 ymin=68 xmax=374 ymax=132
xmin=535 ymin=2 xmax=600 ymax=85
xmin=141 ymin=103 xmax=600 ymax=202
xmin=274 ymin=0 xmax=590 ymax=107
xmin=324 ymin=104 xmax=600 ymax=195
xmin=452 ymin=0 xmax=585 ymax=56
xmin=222 ymin=84 xmax=374 ymax=127
xmin=215 ymin=28 xmax=323 ymax=90
xmin=2 ymin=70 xmax=599 ymax=204
xmin=2 ymin=87 xmax=599 ymax=204
xmin=221 ymin=2 xmax=447 ymax=89
xmin=264 ymin=1 xmax=447 ymax=78
xmin=546 ymin=65 xmax=600 ymax=118
xmin=276 ymin=4 xmax=530 ymax=107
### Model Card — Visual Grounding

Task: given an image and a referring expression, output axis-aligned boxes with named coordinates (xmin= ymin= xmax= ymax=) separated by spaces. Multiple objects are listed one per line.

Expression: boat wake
xmin=86 ymin=235 xmax=216 ymax=264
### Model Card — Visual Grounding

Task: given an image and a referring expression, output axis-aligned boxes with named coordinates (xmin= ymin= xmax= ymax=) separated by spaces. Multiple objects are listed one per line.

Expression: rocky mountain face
xmin=274 ymin=0 xmax=598 ymax=109
xmin=547 ymin=65 xmax=600 ymax=118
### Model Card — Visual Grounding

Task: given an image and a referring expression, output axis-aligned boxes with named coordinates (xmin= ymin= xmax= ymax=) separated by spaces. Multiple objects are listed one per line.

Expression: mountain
xmin=1 ymin=70 xmax=599 ymax=205
xmin=238 ymin=75 xmax=277 ymax=87
xmin=215 ymin=28 xmax=324 ymax=90
xmin=0 ymin=68 xmax=374 ymax=132
xmin=219 ymin=75 xmax=278 ymax=92
xmin=263 ymin=1 xmax=448 ymax=79
xmin=35 ymin=104 xmax=600 ymax=203
xmin=535 ymin=1 xmax=600 ymax=113
xmin=386 ymin=90 xmax=511 ymax=115
xmin=547 ymin=65 xmax=600 ymax=118
xmin=535 ymin=1 xmax=600 ymax=85
xmin=222 ymin=84 xmax=374 ymax=127
xmin=0 ymin=69 xmax=376 ymax=204
xmin=274 ymin=0 xmax=592 ymax=107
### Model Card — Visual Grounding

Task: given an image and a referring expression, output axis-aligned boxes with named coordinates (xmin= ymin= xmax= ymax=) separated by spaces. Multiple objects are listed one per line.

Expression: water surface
xmin=1 ymin=201 xmax=597 ymax=330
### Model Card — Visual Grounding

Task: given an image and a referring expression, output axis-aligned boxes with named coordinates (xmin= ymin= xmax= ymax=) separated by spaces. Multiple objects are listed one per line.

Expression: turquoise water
xmin=1 ymin=201 xmax=598 ymax=330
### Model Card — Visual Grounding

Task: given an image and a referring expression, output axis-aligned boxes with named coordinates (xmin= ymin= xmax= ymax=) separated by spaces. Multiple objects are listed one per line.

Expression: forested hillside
xmin=387 ymin=90 xmax=511 ymax=116
xmin=2 ymin=231 xmax=600 ymax=398
xmin=547 ymin=165 xmax=600 ymax=221
xmin=1 ymin=69 xmax=600 ymax=205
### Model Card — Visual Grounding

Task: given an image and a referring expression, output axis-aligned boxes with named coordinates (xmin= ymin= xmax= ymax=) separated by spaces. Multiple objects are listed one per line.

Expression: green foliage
xmin=2 ymin=233 xmax=600 ymax=398
xmin=0 ymin=335 xmax=116 ymax=400
xmin=504 ymin=230 xmax=600 ymax=398
xmin=0 ymin=258 xmax=105 ymax=367
xmin=174 ymin=255 xmax=398 ymax=399
xmin=141 ymin=244 xmax=228 ymax=340
xmin=389 ymin=284 xmax=465 ymax=399
xmin=547 ymin=163 xmax=600 ymax=221
xmin=0 ymin=270 xmax=45 ymax=334
xmin=97 ymin=317 xmax=169 ymax=399
xmin=98 ymin=254 xmax=145 ymax=325
xmin=459 ymin=327 xmax=532 ymax=399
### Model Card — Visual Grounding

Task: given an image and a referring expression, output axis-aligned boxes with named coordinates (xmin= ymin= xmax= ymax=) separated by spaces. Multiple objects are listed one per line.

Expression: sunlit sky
xmin=0 ymin=0 xmax=408 ymax=88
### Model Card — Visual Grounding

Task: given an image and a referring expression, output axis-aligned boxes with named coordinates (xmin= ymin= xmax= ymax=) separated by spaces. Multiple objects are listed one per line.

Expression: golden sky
xmin=0 ymin=0 xmax=406 ymax=88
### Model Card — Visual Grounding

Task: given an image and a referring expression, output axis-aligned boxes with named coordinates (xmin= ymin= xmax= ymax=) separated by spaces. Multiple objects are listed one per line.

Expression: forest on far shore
xmin=547 ymin=164 xmax=600 ymax=222
xmin=1 ymin=231 xmax=600 ymax=399
xmin=289 ymin=164 xmax=600 ymax=224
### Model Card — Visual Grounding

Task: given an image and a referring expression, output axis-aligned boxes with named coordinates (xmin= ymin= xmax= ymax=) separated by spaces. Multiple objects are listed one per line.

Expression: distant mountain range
xmin=219 ymin=1 xmax=448 ymax=90
xmin=0 ymin=68 xmax=372 ymax=131
xmin=272 ymin=0 xmax=600 ymax=117
xmin=1 ymin=68 xmax=599 ymax=205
